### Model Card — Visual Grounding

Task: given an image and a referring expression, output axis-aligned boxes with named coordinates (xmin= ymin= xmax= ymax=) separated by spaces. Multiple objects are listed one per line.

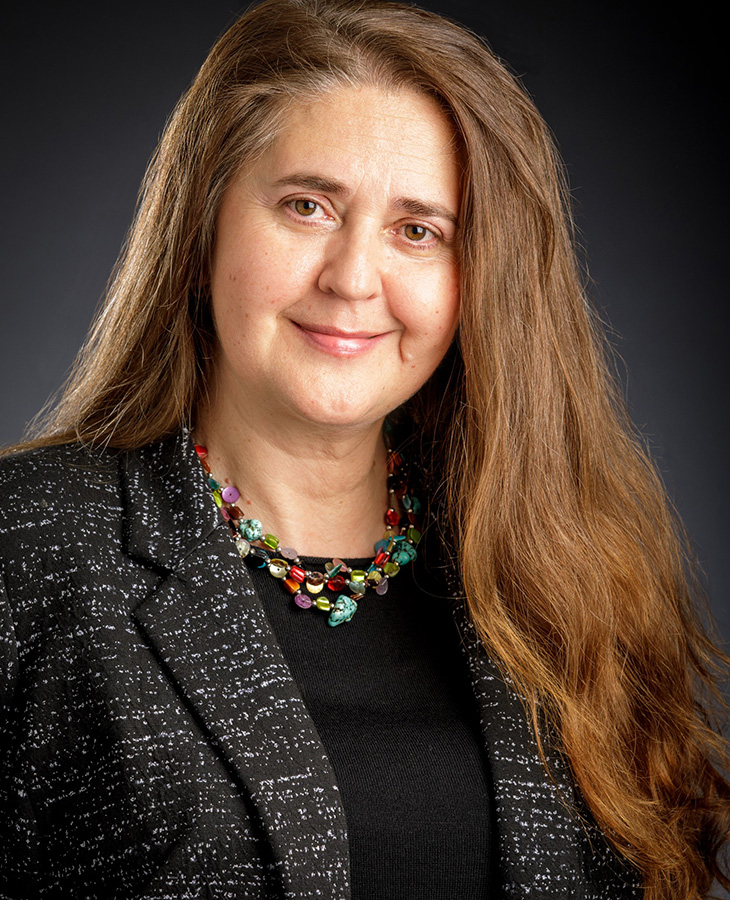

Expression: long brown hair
xmin=11 ymin=0 xmax=729 ymax=894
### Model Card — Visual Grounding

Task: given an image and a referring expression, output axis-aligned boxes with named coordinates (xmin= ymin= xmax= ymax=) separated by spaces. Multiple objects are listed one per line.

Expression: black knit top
xmin=248 ymin=555 xmax=495 ymax=899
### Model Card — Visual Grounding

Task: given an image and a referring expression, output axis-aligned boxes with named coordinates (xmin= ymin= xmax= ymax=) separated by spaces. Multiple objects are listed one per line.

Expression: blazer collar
xmin=121 ymin=434 xmax=350 ymax=899
xmin=120 ymin=433 xmax=219 ymax=571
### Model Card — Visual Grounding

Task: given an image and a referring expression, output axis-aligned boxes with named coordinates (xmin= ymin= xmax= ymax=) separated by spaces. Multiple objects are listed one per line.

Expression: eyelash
xmin=283 ymin=197 xmax=442 ymax=250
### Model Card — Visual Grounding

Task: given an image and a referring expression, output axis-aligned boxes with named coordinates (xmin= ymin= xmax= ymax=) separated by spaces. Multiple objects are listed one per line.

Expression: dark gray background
xmin=2 ymin=2 xmax=727 ymax=645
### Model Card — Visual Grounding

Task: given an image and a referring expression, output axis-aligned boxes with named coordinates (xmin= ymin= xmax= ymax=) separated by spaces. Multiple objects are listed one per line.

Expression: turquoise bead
xmin=207 ymin=476 xmax=221 ymax=491
xmin=392 ymin=543 xmax=417 ymax=565
xmin=328 ymin=595 xmax=357 ymax=626
xmin=239 ymin=518 xmax=263 ymax=541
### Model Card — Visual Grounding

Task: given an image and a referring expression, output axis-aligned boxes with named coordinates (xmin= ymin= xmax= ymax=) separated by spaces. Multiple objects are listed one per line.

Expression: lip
xmin=291 ymin=321 xmax=390 ymax=357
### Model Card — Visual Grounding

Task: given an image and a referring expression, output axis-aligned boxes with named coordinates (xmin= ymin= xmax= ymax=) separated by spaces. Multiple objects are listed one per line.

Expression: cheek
xmin=398 ymin=272 xmax=460 ymax=349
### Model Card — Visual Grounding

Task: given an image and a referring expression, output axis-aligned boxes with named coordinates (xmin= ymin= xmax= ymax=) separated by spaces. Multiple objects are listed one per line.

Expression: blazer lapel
xmin=452 ymin=603 xmax=641 ymax=898
xmin=122 ymin=436 xmax=349 ymax=899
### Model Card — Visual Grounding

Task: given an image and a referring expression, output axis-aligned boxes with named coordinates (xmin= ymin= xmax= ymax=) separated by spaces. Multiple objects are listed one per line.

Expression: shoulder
xmin=0 ymin=444 xmax=131 ymax=604
xmin=0 ymin=442 xmax=123 ymax=539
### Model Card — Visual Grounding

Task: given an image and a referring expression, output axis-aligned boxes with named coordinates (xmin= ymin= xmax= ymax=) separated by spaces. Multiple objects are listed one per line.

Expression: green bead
xmin=213 ymin=490 xmax=223 ymax=508
xmin=350 ymin=580 xmax=366 ymax=595
xmin=350 ymin=569 xmax=366 ymax=582
xmin=263 ymin=533 xmax=279 ymax=550
xmin=383 ymin=560 xmax=401 ymax=577
xmin=366 ymin=570 xmax=382 ymax=585
xmin=316 ymin=597 xmax=332 ymax=612
xmin=406 ymin=527 xmax=421 ymax=545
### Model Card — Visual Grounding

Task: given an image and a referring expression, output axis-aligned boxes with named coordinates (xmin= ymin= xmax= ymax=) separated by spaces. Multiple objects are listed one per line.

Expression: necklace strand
xmin=195 ymin=444 xmax=422 ymax=626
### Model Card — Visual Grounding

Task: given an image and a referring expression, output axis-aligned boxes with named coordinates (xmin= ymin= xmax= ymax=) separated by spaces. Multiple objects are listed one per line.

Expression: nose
xmin=317 ymin=222 xmax=383 ymax=302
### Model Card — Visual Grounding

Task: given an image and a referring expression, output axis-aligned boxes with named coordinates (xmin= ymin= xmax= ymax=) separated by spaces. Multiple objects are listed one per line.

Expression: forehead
xmin=248 ymin=85 xmax=461 ymax=209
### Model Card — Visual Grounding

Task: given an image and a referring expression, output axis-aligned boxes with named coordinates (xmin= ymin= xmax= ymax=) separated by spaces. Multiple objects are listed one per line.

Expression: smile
xmin=291 ymin=321 xmax=390 ymax=357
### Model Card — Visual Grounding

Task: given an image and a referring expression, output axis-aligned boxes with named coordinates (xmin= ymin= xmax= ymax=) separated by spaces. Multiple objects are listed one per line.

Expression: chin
xmin=291 ymin=392 xmax=391 ymax=431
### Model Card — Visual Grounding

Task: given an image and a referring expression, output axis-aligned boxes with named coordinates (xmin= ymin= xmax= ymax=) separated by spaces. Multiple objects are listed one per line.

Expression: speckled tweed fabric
xmin=0 ymin=434 xmax=641 ymax=898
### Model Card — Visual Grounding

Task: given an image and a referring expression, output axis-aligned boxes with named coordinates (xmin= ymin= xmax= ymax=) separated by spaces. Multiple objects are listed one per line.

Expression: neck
xmin=194 ymin=394 xmax=389 ymax=559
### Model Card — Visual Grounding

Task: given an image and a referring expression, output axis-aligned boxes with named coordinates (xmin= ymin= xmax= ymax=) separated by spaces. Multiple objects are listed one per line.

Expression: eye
xmin=403 ymin=223 xmax=430 ymax=242
xmin=292 ymin=198 xmax=319 ymax=217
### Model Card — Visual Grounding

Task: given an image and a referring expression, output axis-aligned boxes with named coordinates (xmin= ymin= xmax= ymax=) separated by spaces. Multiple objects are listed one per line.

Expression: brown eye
xmin=294 ymin=199 xmax=318 ymax=216
xmin=404 ymin=224 xmax=429 ymax=241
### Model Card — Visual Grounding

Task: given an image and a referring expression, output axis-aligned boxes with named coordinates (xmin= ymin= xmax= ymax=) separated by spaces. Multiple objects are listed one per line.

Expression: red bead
xmin=194 ymin=445 xmax=208 ymax=458
xmin=229 ymin=505 xmax=243 ymax=520
xmin=201 ymin=459 xmax=212 ymax=474
xmin=387 ymin=452 xmax=402 ymax=473
xmin=283 ymin=578 xmax=300 ymax=594
xmin=327 ymin=575 xmax=346 ymax=591
xmin=374 ymin=550 xmax=389 ymax=566
xmin=290 ymin=566 xmax=306 ymax=583
xmin=385 ymin=508 xmax=400 ymax=527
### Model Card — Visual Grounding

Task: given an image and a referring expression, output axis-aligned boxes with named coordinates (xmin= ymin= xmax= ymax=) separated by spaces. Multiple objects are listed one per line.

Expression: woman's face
xmin=208 ymin=84 xmax=461 ymax=432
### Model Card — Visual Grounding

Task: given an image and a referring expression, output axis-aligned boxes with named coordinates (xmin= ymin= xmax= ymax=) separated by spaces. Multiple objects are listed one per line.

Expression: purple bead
xmin=221 ymin=486 xmax=240 ymax=504
xmin=376 ymin=577 xmax=389 ymax=595
xmin=294 ymin=593 xmax=313 ymax=609
xmin=281 ymin=547 xmax=299 ymax=560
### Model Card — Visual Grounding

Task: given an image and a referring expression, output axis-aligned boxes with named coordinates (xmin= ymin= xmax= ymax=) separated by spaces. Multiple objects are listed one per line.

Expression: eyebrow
xmin=272 ymin=173 xmax=459 ymax=227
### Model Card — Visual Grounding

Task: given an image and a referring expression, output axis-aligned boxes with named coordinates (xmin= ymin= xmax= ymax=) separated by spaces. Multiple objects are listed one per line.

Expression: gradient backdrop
xmin=2 ymin=2 xmax=727 ymax=646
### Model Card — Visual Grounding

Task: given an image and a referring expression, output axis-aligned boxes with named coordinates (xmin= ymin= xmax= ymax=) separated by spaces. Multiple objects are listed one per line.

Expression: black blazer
xmin=0 ymin=435 xmax=640 ymax=898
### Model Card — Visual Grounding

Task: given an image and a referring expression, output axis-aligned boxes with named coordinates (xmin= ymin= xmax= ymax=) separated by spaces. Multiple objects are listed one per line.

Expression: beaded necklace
xmin=195 ymin=444 xmax=422 ymax=626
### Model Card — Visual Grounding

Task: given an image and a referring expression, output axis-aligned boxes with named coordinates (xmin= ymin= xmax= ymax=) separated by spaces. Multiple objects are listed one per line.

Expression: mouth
xmin=290 ymin=321 xmax=390 ymax=356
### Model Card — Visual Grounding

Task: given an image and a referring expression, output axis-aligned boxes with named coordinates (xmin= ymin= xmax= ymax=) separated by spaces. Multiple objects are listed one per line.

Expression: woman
xmin=1 ymin=0 xmax=728 ymax=897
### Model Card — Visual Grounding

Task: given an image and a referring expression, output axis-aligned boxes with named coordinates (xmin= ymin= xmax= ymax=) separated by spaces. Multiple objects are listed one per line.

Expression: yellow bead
xmin=306 ymin=573 xmax=325 ymax=594
xmin=268 ymin=558 xmax=288 ymax=578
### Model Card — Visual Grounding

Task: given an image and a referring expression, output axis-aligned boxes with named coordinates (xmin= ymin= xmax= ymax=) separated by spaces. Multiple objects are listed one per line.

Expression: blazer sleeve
xmin=0 ymin=572 xmax=42 ymax=898
xmin=0 ymin=573 xmax=18 ymax=720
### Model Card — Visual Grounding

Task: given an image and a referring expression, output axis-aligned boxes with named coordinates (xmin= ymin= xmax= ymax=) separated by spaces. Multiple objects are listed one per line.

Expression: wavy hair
xmin=11 ymin=0 xmax=730 ymax=894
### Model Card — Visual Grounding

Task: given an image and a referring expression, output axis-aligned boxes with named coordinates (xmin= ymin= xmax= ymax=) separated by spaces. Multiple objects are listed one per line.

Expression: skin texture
xmin=197 ymin=85 xmax=461 ymax=556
